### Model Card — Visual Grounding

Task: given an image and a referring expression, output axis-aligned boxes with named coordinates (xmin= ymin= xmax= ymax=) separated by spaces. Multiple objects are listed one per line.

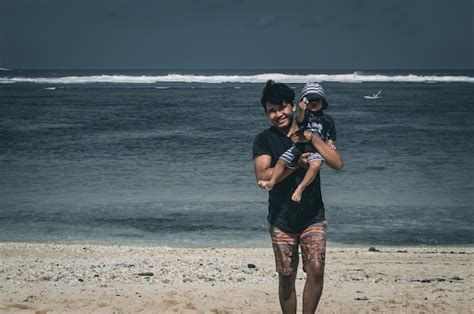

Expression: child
xmin=258 ymin=82 xmax=337 ymax=203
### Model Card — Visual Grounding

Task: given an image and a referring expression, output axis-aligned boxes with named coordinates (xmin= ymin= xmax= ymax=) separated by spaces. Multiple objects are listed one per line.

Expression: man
xmin=253 ymin=80 xmax=343 ymax=313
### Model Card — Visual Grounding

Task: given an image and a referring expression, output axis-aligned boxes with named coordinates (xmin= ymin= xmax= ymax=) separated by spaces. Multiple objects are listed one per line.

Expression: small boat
xmin=44 ymin=87 xmax=56 ymax=90
xmin=364 ymin=90 xmax=383 ymax=99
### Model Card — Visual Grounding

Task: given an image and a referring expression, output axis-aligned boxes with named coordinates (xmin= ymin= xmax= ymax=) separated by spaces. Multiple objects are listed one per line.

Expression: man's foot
xmin=291 ymin=187 xmax=303 ymax=203
xmin=258 ymin=180 xmax=275 ymax=191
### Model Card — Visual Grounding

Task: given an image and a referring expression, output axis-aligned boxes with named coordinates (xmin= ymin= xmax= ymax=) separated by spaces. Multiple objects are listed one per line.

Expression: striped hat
xmin=300 ymin=82 xmax=328 ymax=109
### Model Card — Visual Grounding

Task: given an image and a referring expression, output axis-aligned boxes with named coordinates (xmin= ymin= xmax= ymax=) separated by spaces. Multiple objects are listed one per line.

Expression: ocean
xmin=1 ymin=69 xmax=473 ymax=247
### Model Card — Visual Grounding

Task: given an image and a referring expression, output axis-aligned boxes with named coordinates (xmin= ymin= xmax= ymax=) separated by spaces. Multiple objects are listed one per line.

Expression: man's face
xmin=265 ymin=101 xmax=294 ymax=129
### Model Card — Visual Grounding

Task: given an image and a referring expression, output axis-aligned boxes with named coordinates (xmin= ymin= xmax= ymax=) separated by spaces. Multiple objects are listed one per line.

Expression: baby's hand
xmin=328 ymin=140 xmax=336 ymax=150
xmin=299 ymin=97 xmax=308 ymax=110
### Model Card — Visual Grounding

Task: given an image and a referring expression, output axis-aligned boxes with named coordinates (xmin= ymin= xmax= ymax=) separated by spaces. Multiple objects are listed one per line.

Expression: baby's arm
xmin=296 ymin=97 xmax=308 ymax=123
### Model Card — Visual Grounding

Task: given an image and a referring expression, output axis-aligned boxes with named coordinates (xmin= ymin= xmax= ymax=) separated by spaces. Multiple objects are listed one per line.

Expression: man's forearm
xmin=254 ymin=154 xmax=297 ymax=183
xmin=311 ymin=135 xmax=344 ymax=170
xmin=256 ymin=166 xmax=294 ymax=182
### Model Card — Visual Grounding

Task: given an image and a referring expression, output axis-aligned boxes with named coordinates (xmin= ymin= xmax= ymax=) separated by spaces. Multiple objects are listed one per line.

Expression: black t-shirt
xmin=253 ymin=126 xmax=325 ymax=233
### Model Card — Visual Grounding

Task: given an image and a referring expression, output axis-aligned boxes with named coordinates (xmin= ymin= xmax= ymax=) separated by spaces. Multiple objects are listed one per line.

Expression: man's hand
xmin=291 ymin=130 xmax=312 ymax=144
xmin=300 ymin=133 xmax=343 ymax=170
xmin=296 ymin=152 xmax=311 ymax=169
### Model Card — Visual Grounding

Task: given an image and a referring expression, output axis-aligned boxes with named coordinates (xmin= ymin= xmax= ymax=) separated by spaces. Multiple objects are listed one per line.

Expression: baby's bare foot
xmin=291 ymin=188 xmax=303 ymax=203
xmin=258 ymin=180 xmax=275 ymax=191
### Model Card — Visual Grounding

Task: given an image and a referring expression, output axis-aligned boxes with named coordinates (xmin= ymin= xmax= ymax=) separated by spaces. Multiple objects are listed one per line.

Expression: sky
xmin=0 ymin=0 xmax=473 ymax=70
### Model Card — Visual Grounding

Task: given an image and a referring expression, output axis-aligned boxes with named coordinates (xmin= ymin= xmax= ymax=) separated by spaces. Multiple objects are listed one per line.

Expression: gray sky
xmin=1 ymin=0 xmax=473 ymax=69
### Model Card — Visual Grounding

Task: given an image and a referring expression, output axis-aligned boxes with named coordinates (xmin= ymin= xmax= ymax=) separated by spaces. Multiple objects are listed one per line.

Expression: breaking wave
xmin=1 ymin=72 xmax=473 ymax=84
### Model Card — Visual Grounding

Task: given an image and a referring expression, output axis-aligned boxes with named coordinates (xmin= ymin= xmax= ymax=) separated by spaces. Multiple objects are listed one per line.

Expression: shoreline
xmin=1 ymin=242 xmax=472 ymax=313
xmin=2 ymin=239 xmax=473 ymax=249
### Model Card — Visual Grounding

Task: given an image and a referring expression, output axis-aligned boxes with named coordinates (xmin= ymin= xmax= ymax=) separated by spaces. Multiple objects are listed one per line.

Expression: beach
xmin=0 ymin=243 xmax=472 ymax=313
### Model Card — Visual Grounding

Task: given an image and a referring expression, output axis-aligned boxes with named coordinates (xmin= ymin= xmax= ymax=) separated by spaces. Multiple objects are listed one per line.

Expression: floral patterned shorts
xmin=269 ymin=220 xmax=327 ymax=276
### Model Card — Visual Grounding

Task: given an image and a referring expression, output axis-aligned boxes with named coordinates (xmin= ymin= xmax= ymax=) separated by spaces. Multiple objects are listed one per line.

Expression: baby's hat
xmin=300 ymin=82 xmax=328 ymax=109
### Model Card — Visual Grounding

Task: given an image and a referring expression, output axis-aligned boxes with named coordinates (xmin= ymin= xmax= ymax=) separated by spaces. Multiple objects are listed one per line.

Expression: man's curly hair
xmin=260 ymin=80 xmax=295 ymax=111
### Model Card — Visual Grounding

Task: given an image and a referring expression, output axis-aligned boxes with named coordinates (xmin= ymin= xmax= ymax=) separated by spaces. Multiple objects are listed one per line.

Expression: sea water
xmin=1 ymin=69 xmax=473 ymax=246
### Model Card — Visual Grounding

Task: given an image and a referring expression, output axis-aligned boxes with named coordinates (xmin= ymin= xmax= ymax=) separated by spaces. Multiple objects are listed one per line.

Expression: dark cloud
xmin=0 ymin=0 xmax=472 ymax=69
xmin=254 ymin=16 xmax=278 ymax=29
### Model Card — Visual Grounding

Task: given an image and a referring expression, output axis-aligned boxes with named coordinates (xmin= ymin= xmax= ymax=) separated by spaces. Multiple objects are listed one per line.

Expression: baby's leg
xmin=258 ymin=159 xmax=288 ymax=191
xmin=291 ymin=159 xmax=323 ymax=203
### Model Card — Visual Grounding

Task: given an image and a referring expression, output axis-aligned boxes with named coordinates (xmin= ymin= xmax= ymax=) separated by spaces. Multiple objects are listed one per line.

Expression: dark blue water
xmin=1 ymin=70 xmax=473 ymax=246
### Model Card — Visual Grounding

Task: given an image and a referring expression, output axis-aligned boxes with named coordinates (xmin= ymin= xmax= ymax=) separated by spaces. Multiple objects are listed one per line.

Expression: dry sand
xmin=0 ymin=243 xmax=472 ymax=313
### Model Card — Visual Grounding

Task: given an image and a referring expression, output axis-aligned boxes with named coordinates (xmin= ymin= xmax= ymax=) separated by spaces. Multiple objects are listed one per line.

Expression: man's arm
xmin=291 ymin=131 xmax=344 ymax=170
xmin=254 ymin=154 xmax=297 ymax=183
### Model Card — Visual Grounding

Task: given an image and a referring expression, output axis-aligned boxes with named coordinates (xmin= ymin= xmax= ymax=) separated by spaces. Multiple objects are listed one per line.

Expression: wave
xmin=1 ymin=72 xmax=473 ymax=84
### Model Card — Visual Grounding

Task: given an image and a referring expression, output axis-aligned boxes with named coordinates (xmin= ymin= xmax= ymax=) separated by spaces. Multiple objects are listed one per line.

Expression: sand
xmin=0 ymin=243 xmax=472 ymax=313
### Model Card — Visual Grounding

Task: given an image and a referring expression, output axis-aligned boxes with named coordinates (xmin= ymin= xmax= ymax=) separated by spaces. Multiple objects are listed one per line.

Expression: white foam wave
xmin=1 ymin=73 xmax=473 ymax=84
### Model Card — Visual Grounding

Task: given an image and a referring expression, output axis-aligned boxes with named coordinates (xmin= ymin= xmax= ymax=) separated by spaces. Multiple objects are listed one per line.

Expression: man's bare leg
xmin=279 ymin=271 xmax=298 ymax=314
xmin=258 ymin=159 xmax=288 ymax=191
xmin=291 ymin=160 xmax=322 ymax=202
xmin=302 ymin=262 xmax=325 ymax=313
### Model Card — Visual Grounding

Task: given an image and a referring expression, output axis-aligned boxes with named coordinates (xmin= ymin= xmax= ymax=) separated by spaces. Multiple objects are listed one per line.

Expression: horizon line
xmin=2 ymin=68 xmax=474 ymax=72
